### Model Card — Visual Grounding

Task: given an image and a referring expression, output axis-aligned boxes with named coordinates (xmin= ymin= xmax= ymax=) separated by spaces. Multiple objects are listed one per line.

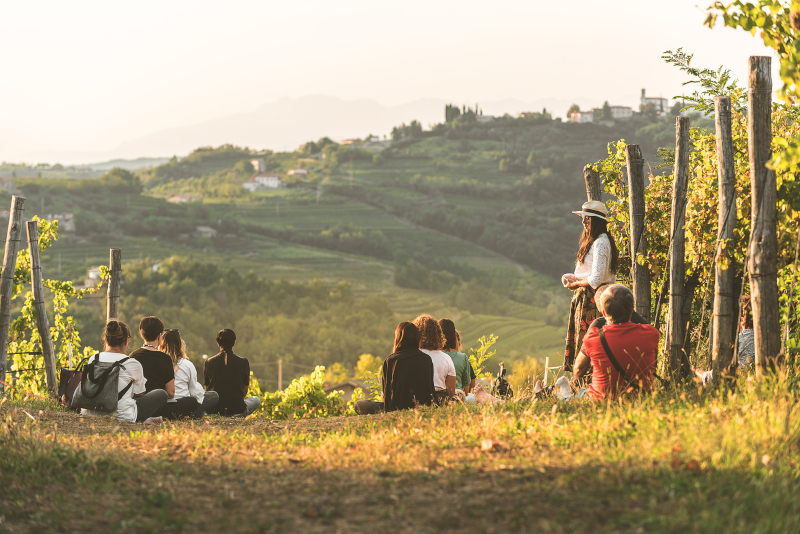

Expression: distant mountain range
xmin=3 ymin=94 xmax=608 ymax=165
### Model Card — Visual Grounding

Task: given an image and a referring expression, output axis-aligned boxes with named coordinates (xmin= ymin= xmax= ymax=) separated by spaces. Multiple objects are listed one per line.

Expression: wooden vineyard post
xmin=27 ymin=221 xmax=57 ymax=396
xmin=668 ymin=117 xmax=690 ymax=379
xmin=747 ymin=56 xmax=781 ymax=376
xmin=0 ymin=196 xmax=26 ymax=392
xmin=625 ymin=144 xmax=651 ymax=321
xmin=712 ymin=96 xmax=738 ymax=376
xmin=107 ymin=248 xmax=121 ymax=322
xmin=583 ymin=165 xmax=603 ymax=201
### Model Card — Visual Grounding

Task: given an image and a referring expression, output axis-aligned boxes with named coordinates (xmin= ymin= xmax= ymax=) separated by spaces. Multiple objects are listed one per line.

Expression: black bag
xmin=58 ymin=356 xmax=89 ymax=409
xmin=71 ymin=354 xmax=134 ymax=413
xmin=491 ymin=363 xmax=514 ymax=398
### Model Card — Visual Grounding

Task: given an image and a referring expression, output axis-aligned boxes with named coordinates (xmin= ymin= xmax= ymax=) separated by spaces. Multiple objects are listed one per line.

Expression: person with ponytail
xmin=81 ymin=320 xmax=168 ymax=424
xmin=561 ymin=200 xmax=619 ymax=372
xmin=160 ymin=329 xmax=217 ymax=418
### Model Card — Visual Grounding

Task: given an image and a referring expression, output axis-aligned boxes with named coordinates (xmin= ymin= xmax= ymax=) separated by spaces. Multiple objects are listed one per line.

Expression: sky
xmin=0 ymin=0 xmax=780 ymax=164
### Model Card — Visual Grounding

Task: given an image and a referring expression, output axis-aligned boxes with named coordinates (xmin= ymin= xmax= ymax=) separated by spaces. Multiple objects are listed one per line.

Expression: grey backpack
xmin=71 ymin=354 xmax=134 ymax=413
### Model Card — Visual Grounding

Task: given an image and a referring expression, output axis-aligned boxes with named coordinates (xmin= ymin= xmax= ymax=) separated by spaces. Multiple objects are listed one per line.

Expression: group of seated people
xmin=354 ymin=314 xmax=486 ymax=414
xmin=83 ymin=316 xmax=261 ymax=424
xmin=356 ymin=283 xmax=683 ymax=413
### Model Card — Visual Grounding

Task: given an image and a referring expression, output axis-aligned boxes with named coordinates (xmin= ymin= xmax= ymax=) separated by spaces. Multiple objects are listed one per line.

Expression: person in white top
xmin=413 ymin=314 xmax=456 ymax=398
xmin=561 ymin=200 xmax=620 ymax=373
xmin=160 ymin=329 xmax=219 ymax=418
xmin=81 ymin=320 xmax=169 ymax=424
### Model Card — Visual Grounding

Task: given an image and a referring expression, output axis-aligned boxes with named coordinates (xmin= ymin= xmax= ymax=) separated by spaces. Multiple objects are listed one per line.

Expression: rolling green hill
xmin=5 ymin=108 xmax=702 ymax=387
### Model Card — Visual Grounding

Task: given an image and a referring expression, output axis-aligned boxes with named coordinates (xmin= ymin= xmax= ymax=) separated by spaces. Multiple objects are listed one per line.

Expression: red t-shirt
xmin=582 ymin=322 xmax=659 ymax=400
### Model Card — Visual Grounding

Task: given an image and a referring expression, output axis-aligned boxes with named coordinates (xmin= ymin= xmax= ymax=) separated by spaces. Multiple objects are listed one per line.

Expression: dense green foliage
xmin=83 ymin=256 xmax=397 ymax=388
xmin=593 ymin=52 xmax=800 ymax=368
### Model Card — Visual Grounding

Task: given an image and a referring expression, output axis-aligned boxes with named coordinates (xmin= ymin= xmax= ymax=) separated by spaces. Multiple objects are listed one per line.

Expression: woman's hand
xmin=566 ymin=279 xmax=585 ymax=290
xmin=562 ymin=274 xmax=577 ymax=287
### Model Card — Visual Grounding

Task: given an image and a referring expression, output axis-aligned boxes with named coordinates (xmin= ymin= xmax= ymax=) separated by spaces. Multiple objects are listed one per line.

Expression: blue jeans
xmin=238 ymin=396 xmax=261 ymax=417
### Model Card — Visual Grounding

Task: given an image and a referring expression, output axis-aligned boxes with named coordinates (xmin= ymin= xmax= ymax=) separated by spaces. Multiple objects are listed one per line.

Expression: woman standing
xmin=562 ymin=200 xmax=619 ymax=371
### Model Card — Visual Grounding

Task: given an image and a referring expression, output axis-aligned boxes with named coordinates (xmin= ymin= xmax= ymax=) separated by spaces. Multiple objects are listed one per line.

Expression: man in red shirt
xmin=581 ymin=284 xmax=659 ymax=400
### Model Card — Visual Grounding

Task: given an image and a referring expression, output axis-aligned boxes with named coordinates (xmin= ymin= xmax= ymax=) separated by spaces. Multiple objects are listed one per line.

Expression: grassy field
xmin=2 ymin=376 xmax=798 ymax=533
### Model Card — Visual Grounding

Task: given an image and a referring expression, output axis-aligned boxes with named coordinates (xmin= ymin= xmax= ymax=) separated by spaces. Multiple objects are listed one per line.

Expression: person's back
xmin=383 ymin=348 xmax=436 ymax=411
xmin=130 ymin=348 xmax=174 ymax=392
xmin=583 ymin=322 xmax=658 ymax=399
xmin=444 ymin=350 xmax=471 ymax=391
xmin=580 ymin=284 xmax=658 ymax=400
xmin=204 ymin=350 xmax=249 ymax=416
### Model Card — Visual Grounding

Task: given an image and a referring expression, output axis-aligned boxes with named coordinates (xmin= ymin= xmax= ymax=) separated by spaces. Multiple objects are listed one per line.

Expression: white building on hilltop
xmin=569 ymin=109 xmax=594 ymax=123
xmin=250 ymin=158 xmax=265 ymax=172
xmin=242 ymin=173 xmax=284 ymax=192
xmin=641 ymin=89 xmax=669 ymax=113
xmin=44 ymin=213 xmax=76 ymax=232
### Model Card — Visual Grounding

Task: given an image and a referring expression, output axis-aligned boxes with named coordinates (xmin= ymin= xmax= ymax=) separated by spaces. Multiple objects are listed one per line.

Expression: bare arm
xmin=165 ymin=379 xmax=175 ymax=399
xmin=445 ymin=375 xmax=456 ymax=397
xmin=571 ymin=351 xmax=591 ymax=386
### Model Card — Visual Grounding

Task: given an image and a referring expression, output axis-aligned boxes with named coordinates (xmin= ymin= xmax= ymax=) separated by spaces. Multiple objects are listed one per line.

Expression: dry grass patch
xmin=2 ymin=381 xmax=800 ymax=533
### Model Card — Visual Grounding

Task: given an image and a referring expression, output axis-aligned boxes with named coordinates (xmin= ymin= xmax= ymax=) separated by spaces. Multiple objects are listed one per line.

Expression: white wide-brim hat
xmin=572 ymin=200 xmax=608 ymax=221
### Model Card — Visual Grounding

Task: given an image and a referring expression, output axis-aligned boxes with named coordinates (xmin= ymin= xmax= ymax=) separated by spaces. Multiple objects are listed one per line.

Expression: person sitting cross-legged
xmin=130 ymin=316 xmax=198 ymax=420
xmin=160 ymin=329 xmax=219 ymax=418
xmin=580 ymin=284 xmax=659 ymax=400
xmin=438 ymin=318 xmax=475 ymax=404
xmin=204 ymin=328 xmax=261 ymax=417
xmin=81 ymin=320 xmax=168 ymax=424
xmin=354 ymin=321 xmax=438 ymax=415
xmin=414 ymin=314 xmax=456 ymax=403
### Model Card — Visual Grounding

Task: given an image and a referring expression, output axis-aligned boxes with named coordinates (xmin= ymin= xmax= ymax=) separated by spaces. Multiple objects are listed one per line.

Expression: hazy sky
xmin=0 ymin=0 xmax=779 ymax=162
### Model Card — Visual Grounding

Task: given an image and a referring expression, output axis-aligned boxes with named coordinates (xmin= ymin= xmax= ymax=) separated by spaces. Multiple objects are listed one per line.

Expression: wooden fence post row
xmin=107 ymin=248 xmax=122 ymax=322
xmin=668 ymin=117 xmax=690 ymax=379
xmin=625 ymin=144 xmax=651 ymax=321
xmin=747 ymin=56 xmax=781 ymax=376
xmin=27 ymin=221 xmax=57 ymax=396
xmin=712 ymin=96 xmax=738 ymax=376
xmin=0 ymin=196 xmax=26 ymax=393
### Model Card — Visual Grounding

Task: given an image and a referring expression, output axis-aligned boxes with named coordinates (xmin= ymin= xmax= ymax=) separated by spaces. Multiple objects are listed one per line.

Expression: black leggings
xmin=154 ymin=396 xmax=200 ymax=420
xmin=135 ymin=390 xmax=169 ymax=422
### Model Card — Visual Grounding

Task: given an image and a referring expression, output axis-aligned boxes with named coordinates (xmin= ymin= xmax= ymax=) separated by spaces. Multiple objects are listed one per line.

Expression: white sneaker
xmin=555 ymin=376 xmax=572 ymax=401
xmin=143 ymin=416 xmax=163 ymax=425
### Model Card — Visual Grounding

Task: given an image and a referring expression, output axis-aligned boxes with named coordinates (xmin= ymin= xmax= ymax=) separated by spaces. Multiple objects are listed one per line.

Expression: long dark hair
xmin=438 ymin=318 xmax=460 ymax=351
xmin=393 ymin=321 xmax=420 ymax=353
xmin=577 ymin=216 xmax=619 ymax=273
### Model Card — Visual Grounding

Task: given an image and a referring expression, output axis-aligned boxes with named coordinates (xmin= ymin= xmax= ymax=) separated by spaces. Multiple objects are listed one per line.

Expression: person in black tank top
xmin=203 ymin=329 xmax=261 ymax=417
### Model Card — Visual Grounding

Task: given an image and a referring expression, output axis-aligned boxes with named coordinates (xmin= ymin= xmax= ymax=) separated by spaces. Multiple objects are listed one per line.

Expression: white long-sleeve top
xmin=174 ymin=358 xmax=206 ymax=404
xmin=573 ymin=233 xmax=616 ymax=289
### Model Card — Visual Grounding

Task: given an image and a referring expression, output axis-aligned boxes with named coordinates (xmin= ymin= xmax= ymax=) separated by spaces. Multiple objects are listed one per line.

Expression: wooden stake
xmin=107 ymin=248 xmax=121 ymax=322
xmin=668 ymin=118 xmax=690 ymax=379
xmin=0 ymin=196 xmax=25 ymax=392
xmin=625 ymin=144 xmax=651 ymax=321
xmin=27 ymin=221 xmax=57 ymax=396
xmin=747 ymin=56 xmax=781 ymax=376
xmin=712 ymin=96 xmax=738 ymax=376
xmin=583 ymin=165 xmax=603 ymax=201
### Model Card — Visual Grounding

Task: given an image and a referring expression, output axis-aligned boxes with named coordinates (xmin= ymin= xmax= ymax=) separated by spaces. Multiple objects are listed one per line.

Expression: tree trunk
xmin=747 ymin=56 xmax=781 ymax=376
xmin=107 ymin=248 xmax=121 ymax=322
xmin=0 ymin=196 xmax=25 ymax=393
xmin=0 ymin=196 xmax=26 ymax=393
xmin=668 ymin=118 xmax=690 ymax=379
xmin=27 ymin=221 xmax=57 ymax=396
xmin=583 ymin=165 xmax=603 ymax=201
xmin=625 ymin=144 xmax=651 ymax=321
xmin=712 ymin=96 xmax=738 ymax=377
